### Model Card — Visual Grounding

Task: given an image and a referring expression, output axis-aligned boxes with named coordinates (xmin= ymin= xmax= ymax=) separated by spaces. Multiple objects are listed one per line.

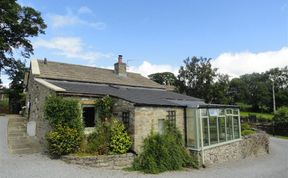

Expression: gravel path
xmin=1 ymin=116 xmax=288 ymax=178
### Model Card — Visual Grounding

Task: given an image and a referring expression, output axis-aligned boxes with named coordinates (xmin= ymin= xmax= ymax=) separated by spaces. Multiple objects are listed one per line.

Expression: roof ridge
xmin=36 ymin=59 xmax=142 ymax=75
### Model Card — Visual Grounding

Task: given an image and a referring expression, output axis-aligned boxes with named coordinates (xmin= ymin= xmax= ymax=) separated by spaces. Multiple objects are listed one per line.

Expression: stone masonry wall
xmin=133 ymin=106 xmax=185 ymax=153
xmin=61 ymin=153 xmax=135 ymax=169
xmin=191 ymin=133 xmax=270 ymax=166
xmin=27 ymin=72 xmax=54 ymax=146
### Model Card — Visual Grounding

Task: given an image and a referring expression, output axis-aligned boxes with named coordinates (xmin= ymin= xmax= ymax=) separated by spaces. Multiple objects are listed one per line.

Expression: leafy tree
xmin=148 ymin=72 xmax=177 ymax=85
xmin=211 ymin=74 xmax=230 ymax=104
xmin=0 ymin=0 xmax=46 ymax=73
xmin=177 ymin=56 xmax=217 ymax=103
xmin=5 ymin=60 xmax=27 ymax=113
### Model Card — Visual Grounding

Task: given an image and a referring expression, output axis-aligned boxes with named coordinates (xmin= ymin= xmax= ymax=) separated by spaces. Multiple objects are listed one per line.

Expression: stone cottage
xmin=26 ymin=55 xmax=247 ymax=165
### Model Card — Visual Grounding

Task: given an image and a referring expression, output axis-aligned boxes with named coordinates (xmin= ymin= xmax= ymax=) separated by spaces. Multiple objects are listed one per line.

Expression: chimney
xmin=114 ymin=55 xmax=127 ymax=77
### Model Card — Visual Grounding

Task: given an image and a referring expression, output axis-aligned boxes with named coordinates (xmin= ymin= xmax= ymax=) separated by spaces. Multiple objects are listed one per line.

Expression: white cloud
xmin=34 ymin=37 xmax=112 ymax=62
xmin=212 ymin=47 xmax=288 ymax=78
xmin=128 ymin=61 xmax=178 ymax=77
xmin=48 ymin=7 xmax=106 ymax=30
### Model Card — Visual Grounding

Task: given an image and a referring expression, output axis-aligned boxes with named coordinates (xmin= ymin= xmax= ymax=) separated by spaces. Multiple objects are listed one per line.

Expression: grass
xmin=272 ymin=135 xmax=288 ymax=140
xmin=240 ymin=111 xmax=274 ymax=121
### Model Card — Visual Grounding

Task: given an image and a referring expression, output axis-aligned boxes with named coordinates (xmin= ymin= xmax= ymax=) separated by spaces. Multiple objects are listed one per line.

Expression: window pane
xmin=226 ymin=116 xmax=233 ymax=140
xmin=233 ymin=109 xmax=239 ymax=115
xmin=158 ymin=119 xmax=165 ymax=135
xmin=201 ymin=109 xmax=208 ymax=116
xmin=233 ymin=116 xmax=240 ymax=139
xmin=167 ymin=111 xmax=176 ymax=127
xmin=209 ymin=116 xmax=218 ymax=144
xmin=226 ymin=109 xmax=232 ymax=115
xmin=202 ymin=117 xmax=209 ymax=146
xmin=219 ymin=109 xmax=225 ymax=116
xmin=218 ymin=117 xmax=226 ymax=142
xmin=186 ymin=109 xmax=197 ymax=148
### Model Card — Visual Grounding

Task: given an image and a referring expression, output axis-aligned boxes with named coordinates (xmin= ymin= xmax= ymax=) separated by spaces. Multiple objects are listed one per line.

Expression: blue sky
xmin=2 ymin=0 xmax=288 ymax=86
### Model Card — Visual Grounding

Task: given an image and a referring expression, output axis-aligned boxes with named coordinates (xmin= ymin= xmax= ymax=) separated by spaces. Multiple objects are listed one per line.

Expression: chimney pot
xmin=118 ymin=55 xmax=123 ymax=64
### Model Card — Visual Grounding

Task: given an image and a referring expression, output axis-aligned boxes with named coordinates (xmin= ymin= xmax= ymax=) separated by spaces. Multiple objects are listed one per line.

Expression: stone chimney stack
xmin=114 ymin=55 xmax=127 ymax=77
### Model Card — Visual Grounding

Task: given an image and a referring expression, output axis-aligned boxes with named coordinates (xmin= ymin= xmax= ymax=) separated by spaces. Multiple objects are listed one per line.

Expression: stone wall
xmin=134 ymin=106 xmax=185 ymax=153
xmin=27 ymin=72 xmax=54 ymax=146
xmin=190 ymin=133 xmax=269 ymax=166
xmin=61 ymin=153 xmax=135 ymax=169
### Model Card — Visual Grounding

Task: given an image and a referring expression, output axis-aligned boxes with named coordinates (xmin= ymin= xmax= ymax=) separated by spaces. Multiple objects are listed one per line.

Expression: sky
xmin=2 ymin=0 xmax=288 ymax=86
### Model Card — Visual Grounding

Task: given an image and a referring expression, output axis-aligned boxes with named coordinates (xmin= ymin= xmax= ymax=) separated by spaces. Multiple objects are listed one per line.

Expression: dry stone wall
xmin=61 ymin=153 xmax=135 ymax=169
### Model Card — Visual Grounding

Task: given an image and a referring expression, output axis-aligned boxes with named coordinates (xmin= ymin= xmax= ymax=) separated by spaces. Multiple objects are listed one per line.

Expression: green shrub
xmin=44 ymin=95 xmax=83 ymax=133
xmin=132 ymin=122 xmax=198 ymax=174
xmin=241 ymin=122 xmax=252 ymax=131
xmin=85 ymin=118 xmax=132 ymax=155
xmin=86 ymin=121 xmax=111 ymax=155
xmin=110 ymin=119 xmax=132 ymax=154
xmin=46 ymin=125 xmax=81 ymax=158
xmin=273 ymin=107 xmax=288 ymax=125
xmin=242 ymin=129 xmax=256 ymax=136
xmin=95 ymin=95 xmax=114 ymax=121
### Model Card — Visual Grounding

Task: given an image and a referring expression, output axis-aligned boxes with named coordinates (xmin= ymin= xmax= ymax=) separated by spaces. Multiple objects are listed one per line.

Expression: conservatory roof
xmin=168 ymin=100 xmax=239 ymax=108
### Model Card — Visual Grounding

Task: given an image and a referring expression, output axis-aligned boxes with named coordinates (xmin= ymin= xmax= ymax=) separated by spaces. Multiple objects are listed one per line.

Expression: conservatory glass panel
xmin=202 ymin=117 xmax=209 ymax=146
xmin=209 ymin=116 xmax=218 ymax=144
xmin=186 ymin=109 xmax=197 ymax=148
xmin=233 ymin=116 xmax=240 ymax=139
xmin=226 ymin=116 xmax=233 ymax=140
xmin=201 ymin=109 xmax=208 ymax=116
xmin=218 ymin=117 xmax=226 ymax=142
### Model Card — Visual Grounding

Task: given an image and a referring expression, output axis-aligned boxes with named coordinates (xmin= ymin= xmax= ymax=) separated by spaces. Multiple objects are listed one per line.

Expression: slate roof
xmin=46 ymin=79 xmax=203 ymax=106
xmin=36 ymin=60 xmax=165 ymax=89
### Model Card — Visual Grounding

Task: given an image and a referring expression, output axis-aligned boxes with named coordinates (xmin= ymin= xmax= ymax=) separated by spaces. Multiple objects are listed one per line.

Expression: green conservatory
xmin=185 ymin=105 xmax=241 ymax=150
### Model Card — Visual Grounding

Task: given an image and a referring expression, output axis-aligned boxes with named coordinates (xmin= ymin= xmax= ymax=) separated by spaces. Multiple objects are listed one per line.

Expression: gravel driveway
xmin=1 ymin=116 xmax=288 ymax=178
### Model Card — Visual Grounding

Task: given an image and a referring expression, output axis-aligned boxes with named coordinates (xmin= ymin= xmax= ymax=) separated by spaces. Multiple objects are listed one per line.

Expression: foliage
xmin=46 ymin=125 xmax=82 ymax=158
xmin=132 ymin=122 xmax=198 ymax=174
xmin=240 ymin=112 xmax=273 ymax=121
xmin=0 ymin=98 xmax=9 ymax=109
xmin=0 ymin=0 xmax=46 ymax=74
xmin=85 ymin=118 xmax=132 ymax=155
xmin=86 ymin=121 xmax=111 ymax=155
xmin=4 ymin=60 xmax=27 ymax=113
xmin=177 ymin=56 xmax=217 ymax=103
xmin=242 ymin=130 xmax=256 ymax=136
xmin=273 ymin=107 xmax=288 ymax=126
xmin=148 ymin=72 xmax=177 ymax=85
xmin=241 ymin=123 xmax=255 ymax=136
xmin=110 ymin=119 xmax=132 ymax=154
xmin=44 ymin=96 xmax=83 ymax=133
xmin=95 ymin=95 xmax=114 ymax=121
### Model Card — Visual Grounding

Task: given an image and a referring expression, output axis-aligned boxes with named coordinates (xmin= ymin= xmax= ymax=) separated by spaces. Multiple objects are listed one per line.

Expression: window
xmin=218 ymin=117 xmax=226 ymax=142
xmin=82 ymin=107 xmax=95 ymax=127
xmin=158 ymin=119 xmax=165 ymax=134
xmin=167 ymin=110 xmax=176 ymax=127
xmin=233 ymin=116 xmax=240 ymax=139
xmin=202 ymin=117 xmax=209 ymax=146
xmin=209 ymin=116 xmax=218 ymax=144
xmin=197 ymin=108 xmax=241 ymax=148
xmin=122 ymin=112 xmax=130 ymax=129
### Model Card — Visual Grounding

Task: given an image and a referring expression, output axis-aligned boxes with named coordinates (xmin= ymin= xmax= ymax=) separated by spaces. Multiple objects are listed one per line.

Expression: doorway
xmin=82 ymin=107 xmax=96 ymax=127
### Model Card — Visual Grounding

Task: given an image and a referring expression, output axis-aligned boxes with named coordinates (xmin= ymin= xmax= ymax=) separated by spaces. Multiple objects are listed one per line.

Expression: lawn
xmin=240 ymin=112 xmax=274 ymax=121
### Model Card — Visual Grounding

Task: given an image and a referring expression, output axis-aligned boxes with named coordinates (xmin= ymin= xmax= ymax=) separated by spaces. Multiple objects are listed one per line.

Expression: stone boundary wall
xmin=61 ymin=153 xmax=135 ymax=169
xmin=191 ymin=133 xmax=269 ymax=166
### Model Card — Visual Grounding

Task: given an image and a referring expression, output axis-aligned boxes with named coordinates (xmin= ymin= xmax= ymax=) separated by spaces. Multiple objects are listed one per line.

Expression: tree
xmin=0 ymin=0 xmax=46 ymax=73
xmin=6 ymin=60 xmax=27 ymax=113
xmin=211 ymin=74 xmax=230 ymax=104
xmin=177 ymin=56 xmax=217 ymax=103
xmin=148 ymin=72 xmax=177 ymax=85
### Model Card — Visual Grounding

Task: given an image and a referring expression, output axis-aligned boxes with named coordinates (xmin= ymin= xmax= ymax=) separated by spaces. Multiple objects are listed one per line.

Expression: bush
xmin=241 ymin=122 xmax=252 ymax=131
xmin=95 ymin=95 xmax=114 ymax=121
xmin=242 ymin=129 xmax=256 ymax=136
xmin=86 ymin=121 xmax=111 ymax=155
xmin=46 ymin=125 xmax=81 ymax=158
xmin=110 ymin=119 xmax=132 ymax=154
xmin=132 ymin=122 xmax=198 ymax=174
xmin=273 ymin=107 xmax=288 ymax=125
xmin=85 ymin=118 xmax=132 ymax=155
xmin=44 ymin=95 xmax=83 ymax=133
